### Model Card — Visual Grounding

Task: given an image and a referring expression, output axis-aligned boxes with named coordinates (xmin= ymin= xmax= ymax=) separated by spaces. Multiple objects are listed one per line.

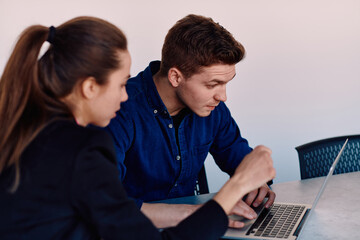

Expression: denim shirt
xmin=106 ymin=61 xmax=252 ymax=208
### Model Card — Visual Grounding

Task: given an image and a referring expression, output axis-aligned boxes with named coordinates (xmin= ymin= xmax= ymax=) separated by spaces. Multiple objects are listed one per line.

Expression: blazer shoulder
xmin=40 ymin=120 xmax=115 ymax=156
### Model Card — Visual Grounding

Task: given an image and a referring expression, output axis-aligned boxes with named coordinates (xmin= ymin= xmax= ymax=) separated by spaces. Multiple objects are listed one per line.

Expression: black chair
xmin=295 ymin=135 xmax=360 ymax=179
xmin=194 ymin=165 xmax=209 ymax=195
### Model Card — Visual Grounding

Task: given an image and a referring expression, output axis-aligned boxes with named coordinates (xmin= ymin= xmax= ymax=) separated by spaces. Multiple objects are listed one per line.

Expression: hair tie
xmin=47 ymin=26 xmax=56 ymax=44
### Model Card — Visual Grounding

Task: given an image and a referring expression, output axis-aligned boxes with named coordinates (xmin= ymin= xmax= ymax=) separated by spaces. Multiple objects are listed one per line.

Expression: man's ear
xmin=168 ymin=67 xmax=184 ymax=88
xmin=81 ymin=76 xmax=100 ymax=99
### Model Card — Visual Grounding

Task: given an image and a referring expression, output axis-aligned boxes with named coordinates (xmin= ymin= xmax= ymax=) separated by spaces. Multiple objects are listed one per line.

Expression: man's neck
xmin=153 ymin=72 xmax=185 ymax=116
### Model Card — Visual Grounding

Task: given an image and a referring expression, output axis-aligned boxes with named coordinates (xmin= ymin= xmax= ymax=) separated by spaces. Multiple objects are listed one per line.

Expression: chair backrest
xmin=194 ymin=165 xmax=209 ymax=195
xmin=295 ymin=135 xmax=360 ymax=179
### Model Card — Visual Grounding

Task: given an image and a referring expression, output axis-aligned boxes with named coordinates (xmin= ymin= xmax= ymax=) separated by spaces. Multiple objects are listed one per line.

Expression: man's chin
xmin=195 ymin=109 xmax=212 ymax=117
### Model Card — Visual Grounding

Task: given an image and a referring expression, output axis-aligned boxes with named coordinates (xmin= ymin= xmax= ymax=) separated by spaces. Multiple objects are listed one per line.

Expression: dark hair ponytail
xmin=0 ymin=25 xmax=50 ymax=192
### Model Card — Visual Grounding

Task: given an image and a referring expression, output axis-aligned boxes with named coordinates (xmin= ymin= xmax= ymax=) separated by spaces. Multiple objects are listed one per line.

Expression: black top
xmin=171 ymin=108 xmax=191 ymax=154
xmin=0 ymin=120 xmax=228 ymax=239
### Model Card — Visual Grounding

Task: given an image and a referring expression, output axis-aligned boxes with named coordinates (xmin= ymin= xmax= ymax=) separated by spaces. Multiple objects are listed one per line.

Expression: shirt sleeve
xmin=210 ymin=102 xmax=253 ymax=176
xmin=105 ymin=109 xmax=145 ymax=208
xmin=70 ymin=130 xmax=228 ymax=240
xmin=105 ymin=109 xmax=134 ymax=181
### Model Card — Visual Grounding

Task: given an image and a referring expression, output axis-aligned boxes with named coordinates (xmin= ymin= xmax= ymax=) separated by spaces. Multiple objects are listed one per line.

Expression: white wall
xmin=1 ymin=0 xmax=359 ymax=192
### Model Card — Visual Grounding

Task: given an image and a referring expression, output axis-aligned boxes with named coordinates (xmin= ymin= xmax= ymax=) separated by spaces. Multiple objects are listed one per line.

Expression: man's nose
xmin=214 ymin=85 xmax=227 ymax=102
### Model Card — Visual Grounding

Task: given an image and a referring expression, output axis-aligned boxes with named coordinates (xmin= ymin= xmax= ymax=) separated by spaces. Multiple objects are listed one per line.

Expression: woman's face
xmin=88 ymin=50 xmax=131 ymax=127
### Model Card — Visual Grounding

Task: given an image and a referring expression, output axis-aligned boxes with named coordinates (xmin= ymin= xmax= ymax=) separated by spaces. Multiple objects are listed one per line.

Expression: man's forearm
xmin=141 ymin=202 xmax=202 ymax=228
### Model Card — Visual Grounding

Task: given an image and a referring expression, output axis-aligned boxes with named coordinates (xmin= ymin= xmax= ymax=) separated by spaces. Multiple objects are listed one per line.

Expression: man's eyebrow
xmin=208 ymin=73 xmax=236 ymax=83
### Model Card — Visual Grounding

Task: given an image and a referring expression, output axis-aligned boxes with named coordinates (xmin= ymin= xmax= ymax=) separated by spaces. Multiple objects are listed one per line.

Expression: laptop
xmin=222 ymin=139 xmax=349 ymax=240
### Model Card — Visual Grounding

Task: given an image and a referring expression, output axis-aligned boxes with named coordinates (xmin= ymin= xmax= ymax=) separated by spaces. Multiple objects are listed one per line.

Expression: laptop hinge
xmin=293 ymin=209 xmax=311 ymax=236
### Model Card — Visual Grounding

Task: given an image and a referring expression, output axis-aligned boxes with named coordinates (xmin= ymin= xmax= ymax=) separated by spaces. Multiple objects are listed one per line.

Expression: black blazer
xmin=0 ymin=120 xmax=228 ymax=239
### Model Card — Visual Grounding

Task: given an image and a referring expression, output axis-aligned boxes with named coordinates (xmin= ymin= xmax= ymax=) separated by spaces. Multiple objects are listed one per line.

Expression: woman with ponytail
xmin=0 ymin=16 xmax=275 ymax=239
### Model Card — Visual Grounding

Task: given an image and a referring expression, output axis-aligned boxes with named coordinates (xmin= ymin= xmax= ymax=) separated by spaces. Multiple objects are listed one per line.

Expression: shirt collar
xmin=142 ymin=61 xmax=171 ymax=118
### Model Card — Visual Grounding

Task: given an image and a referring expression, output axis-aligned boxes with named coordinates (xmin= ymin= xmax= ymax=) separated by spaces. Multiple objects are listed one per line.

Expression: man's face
xmin=176 ymin=64 xmax=236 ymax=117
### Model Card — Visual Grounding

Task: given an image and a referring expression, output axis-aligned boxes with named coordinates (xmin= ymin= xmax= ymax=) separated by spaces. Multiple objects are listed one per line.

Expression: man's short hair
xmin=159 ymin=14 xmax=245 ymax=78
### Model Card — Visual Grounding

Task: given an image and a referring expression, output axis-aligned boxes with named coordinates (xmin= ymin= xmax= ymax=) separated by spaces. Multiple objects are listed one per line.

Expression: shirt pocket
xmin=189 ymin=140 xmax=213 ymax=180
xmin=192 ymin=140 xmax=213 ymax=159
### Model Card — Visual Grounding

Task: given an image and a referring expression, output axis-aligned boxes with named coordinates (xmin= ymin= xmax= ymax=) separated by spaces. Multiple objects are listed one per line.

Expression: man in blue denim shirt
xmin=106 ymin=14 xmax=275 ymax=228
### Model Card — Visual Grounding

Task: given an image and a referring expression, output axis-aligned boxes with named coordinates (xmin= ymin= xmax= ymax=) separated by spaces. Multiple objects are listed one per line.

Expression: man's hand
xmin=228 ymin=199 xmax=257 ymax=228
xmin=244 ymin=184 xmax=275 ymax=209
xmin=228 ymin=184 xmax=276 ymax=228
xmin=213 ymin=145 xmax=276 ymax=225
xmin=141 ymin=202 xmax=202 ymax=228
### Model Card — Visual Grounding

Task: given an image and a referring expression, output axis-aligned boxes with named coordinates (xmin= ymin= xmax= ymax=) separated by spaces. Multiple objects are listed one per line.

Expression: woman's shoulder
xmin=44 ymin=119 xmax=112 ymax=142
xmin=28 ymin=119 xmax=115 ymax=163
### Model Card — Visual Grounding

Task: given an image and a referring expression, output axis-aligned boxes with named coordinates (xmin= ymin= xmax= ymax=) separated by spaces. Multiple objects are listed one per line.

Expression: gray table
xmin=160 ymin=171 xmax=360 ymax=239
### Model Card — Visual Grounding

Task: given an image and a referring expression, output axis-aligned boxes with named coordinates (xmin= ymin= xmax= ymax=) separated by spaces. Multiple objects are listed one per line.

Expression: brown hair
xmin=0 ymin=16 xmax=127 ymax=191
xmin=159 ymin=14 xmax=245 ymax=78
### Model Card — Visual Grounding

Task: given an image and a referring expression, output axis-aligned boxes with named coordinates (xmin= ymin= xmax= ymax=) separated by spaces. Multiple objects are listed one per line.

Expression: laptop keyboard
xmin=246 ymin=203 xmax=306 ymax=238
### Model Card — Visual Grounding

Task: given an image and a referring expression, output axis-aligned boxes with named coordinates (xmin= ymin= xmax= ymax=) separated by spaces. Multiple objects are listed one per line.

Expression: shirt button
xmin=168 ymin=124 xmax=173 ymax=128
xmin=176 ymin=155 xmax=181 ymax=160
xmin=153 ymin=109 xmax=158 ymax=114
xmin=174 ymin=183 xmax=178 ymax=187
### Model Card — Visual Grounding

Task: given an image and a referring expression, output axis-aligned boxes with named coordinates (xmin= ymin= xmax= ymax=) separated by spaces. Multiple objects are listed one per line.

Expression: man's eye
xmin=207 ymin=85 xmax=217 ymax=89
